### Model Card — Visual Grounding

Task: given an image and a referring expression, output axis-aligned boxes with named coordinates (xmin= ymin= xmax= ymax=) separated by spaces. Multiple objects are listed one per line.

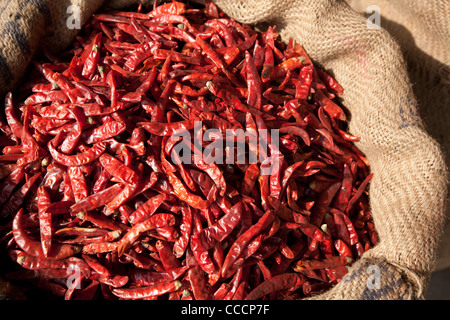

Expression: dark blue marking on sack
xmin=340 ymin=260 xmax=388 ymax=283
xmin=2 ymin=21 xmax=31 ymax=55
xmin=359 ymin=277 xmax=405 ymax=300
xmin=399 ymin=95 xmax=421 ymax=129
xmin=1 ymin=0 xmax=52 ymax=56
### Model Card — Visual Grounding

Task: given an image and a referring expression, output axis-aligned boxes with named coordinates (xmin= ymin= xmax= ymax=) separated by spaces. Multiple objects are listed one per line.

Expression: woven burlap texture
xmin=346 ymin=0 xmax=450 ymax=274
xmin=0 ymin=0 xmax=448 ymax=300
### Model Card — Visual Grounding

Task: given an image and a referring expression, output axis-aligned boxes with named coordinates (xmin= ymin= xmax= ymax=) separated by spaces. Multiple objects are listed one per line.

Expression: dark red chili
xmin=0 ymin=0 xmax=376 ymax=301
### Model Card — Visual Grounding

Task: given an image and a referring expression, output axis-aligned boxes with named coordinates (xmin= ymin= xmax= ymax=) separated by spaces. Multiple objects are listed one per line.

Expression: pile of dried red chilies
xmin=0 ymin=0 xmax=378 ymax=300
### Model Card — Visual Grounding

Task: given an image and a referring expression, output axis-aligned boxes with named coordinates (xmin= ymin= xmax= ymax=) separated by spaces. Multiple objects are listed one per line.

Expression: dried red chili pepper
xmin=222 ymin=210 xmax=275 ymax=278
xmin=13 ymin=209 xmax=81 ymax=260
xmin=99 ymin=153 xmax=139 ymax=185
xmin=246 ymin=273 xmax=306 ymax=300
xmin=0 ymin=0 xmax=377 ymax=300
xmin=37 ymin=186 xmax=53 ymax=257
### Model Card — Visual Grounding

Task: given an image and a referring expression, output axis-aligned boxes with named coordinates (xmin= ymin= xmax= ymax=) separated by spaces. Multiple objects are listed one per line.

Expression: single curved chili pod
xmin=295 ymin=256 xmax=347 ymax=273
xmin=296 ymin=65 xmax=313 ymax=100
xmin=84 ymin=120 xmax=127 ymax=145
xmin=346 ymin=173 xmax=374 ymax=215
xmin=279 ymin=160 xmax=304 ymax=197
xmin=165 ymin=169 xmax=209 ymax=209
xmin=241 ymin=163 xmax=260 ymax=196
xmin=152 ymin=14 xmax=191 ymax=30
xmin=316 ymin=68 xmax=344 ymax=95
xmin=173 ymin=204 xmax=193 ymax=258
xmin=99 ymin=153 xmax=139 ymax=185
xmin=0 ymin=171 xmax=41 ymax=219
xmin=118 ymin=213 xmax=176 ymax=256
xmin=12 ymin=251 xmax=91 ymax=278
xmin=189 ymin=231 xmax=218 ymax=275
xmin=82 ymin=254 xmax=112 ymax=278
xmin=245 ymin=51 xmax=262 ymax=110
xmin=67 ymin=166 xmax=88 ymax=202
xmin=333 ymin=163 xmax=353 ymax=212
xmin=193 ymin=157 xmax=227 ymax=197
xmin=272 ymin=56 xmax=306 ymax=80
xmin=82 ymin=32 xmax=102 ymax=80
xmin=222 ymin=210 xmax=275 ymax=278
xmin=13 ymin=209 xmax=81 ymax=260
xmin=245 ymin=273 xmax=306 ymax=300
xmin=258 ymin=171 xmax=270 ymax=212
xmin=48 ymin=141 xmax=107 ymax=167
xmin=55 ymin=227 xmax=108 ymax=238
xmin=310 ymin=182 xmax=341 ymax=227
xmin=334 ymin=239 xmax=353 ymax=259
xmin=37 ymin=186 xmax=52 ymax=257
xmin=188 ymin=265 xmax=212 ymax=300
xmin=314 ymin=89 xmax=346 ymax=121
xmin=82 ymin=241 xmax=120 ymax=255
xmin=106 ymin=165 xmax=153 ymax=213
xmin=204 ymin=202 xmax=243 ymax=242
xmin=4 ymin=92 xmax=23 ymax=140
xmin=279 ymin=126 xmax=311 ymax=146
xmin=0 ymin=167 xmax=25 ymax=208
xmin=156 ymin=240 xmax=181 ymax=271
xmin=112 ymin=280 xmax=183 ymax=300
xmin=261 ymin=44 xmax=274 ymax=83
xmin=70 ymin=183 xmax=124 ymax=214
xmin=330 ymin=208 xmax=359 ymax=246
xmin=128 ymin=193 xmax=168 ymax=225
xmin=59 ymin=106 xmax=84 ymax=155
xmin=129 ymin=266 xmax=188 ymax=287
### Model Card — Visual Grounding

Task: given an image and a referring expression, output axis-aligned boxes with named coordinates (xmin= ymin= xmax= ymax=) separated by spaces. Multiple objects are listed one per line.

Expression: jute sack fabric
xmin=346 ymin=0 xmax=450 ymax=274
xmin=0 ymin=0 xmax=448 ymax=300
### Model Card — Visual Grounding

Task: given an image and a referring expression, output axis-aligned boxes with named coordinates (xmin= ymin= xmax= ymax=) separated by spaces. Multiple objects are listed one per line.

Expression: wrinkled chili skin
xmin=0 ymin=0 xmax=376 ymax=301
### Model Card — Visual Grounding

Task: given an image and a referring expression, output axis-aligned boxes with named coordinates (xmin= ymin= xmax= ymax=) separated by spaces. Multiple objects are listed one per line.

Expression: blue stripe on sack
xmin=0 ymin=0 xmax=51 ymax=82
xmin=2 ymin=21 xmax=31 ymax=55
xmin=2 ymin=0 xmax=52 ymax=55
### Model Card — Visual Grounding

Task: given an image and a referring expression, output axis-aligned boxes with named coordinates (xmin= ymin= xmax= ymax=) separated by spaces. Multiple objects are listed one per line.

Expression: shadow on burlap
xmin=345 ymin=0 xmax=450 ymax=275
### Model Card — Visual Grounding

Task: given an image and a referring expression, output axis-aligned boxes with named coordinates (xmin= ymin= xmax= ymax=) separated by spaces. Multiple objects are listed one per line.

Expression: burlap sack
xmin=0 ymin=0 xmax=448 ymax=300
xmin=346 ymin=0 xmax=450 ymax=274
